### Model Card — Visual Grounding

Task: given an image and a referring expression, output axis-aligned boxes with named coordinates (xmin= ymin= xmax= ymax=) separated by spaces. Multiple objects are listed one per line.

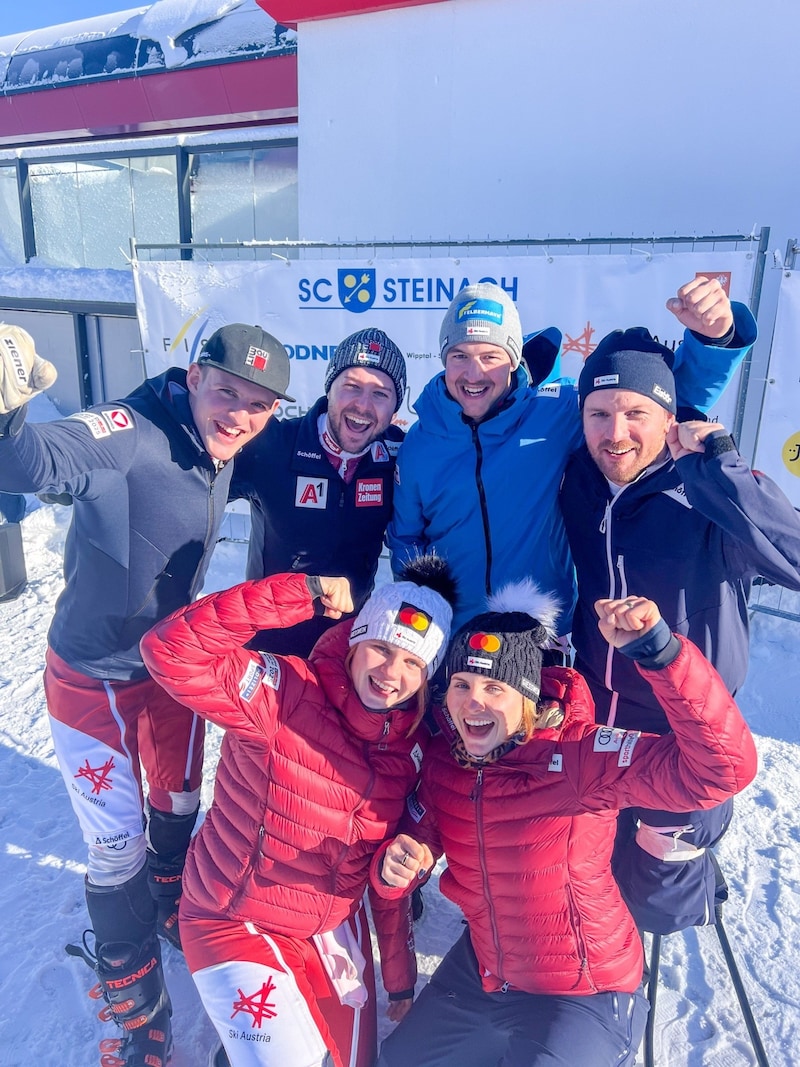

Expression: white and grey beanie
xmin=349 ymin=555 xmax=456 ymax=675
xmin=439 ymin=282 xmax=523 ymax=368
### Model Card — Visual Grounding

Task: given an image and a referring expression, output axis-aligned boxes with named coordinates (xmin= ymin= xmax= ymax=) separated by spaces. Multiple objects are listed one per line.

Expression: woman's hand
xmin=381 ymin=833 xmax=433 ymax=889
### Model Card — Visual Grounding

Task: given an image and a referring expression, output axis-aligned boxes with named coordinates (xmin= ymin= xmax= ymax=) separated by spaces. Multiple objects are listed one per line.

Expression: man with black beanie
xmin=561 ymin=323 xmax=800 ymax=935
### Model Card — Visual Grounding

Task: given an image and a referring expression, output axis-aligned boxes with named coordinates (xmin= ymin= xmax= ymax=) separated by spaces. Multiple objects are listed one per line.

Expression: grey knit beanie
xmin=324 ymin=327 xmax=407 ymax=412
xmin=446 ymin=581 xmax=560 ymax=702
xmin=439 ymin=283 xmax=523 ymax=368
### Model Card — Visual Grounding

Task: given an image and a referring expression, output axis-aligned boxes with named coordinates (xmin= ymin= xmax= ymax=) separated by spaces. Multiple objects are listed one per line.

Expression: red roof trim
xmin=0 ymin=53 xmax=297 ymax=149
xmin=257 ymin=0 xmax=445 ymax=28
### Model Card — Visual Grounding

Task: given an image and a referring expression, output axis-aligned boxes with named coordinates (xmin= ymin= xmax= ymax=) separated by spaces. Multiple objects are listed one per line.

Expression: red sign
xmin=257 ymin=0 xmax=445 ymax=28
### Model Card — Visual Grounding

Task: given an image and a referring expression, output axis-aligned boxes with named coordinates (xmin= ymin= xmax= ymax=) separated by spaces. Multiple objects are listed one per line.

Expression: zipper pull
xmin=378 ymin=718 xmax=391 ymax=750
xmin=469 ymin=766 xmax=483 ymax=801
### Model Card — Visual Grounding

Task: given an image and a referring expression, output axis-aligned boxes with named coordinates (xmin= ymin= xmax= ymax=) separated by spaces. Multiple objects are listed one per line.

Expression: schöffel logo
xmin=455 ymin=298 xmax=505 ymax=326
xmin=338 ymin=269 xmax=377 ymax=313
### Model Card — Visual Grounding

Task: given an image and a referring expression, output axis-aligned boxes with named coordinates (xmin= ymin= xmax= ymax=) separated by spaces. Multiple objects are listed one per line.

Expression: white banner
xmin=753 ymin=271 xmax=800 ymax=508
xmin=133 ymin=251 xmax=755 ymax=431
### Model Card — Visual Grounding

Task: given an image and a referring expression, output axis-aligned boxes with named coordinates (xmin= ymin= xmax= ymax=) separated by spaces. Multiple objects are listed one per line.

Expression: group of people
xmin=1 ymin=270 xmax=798 ymax=1067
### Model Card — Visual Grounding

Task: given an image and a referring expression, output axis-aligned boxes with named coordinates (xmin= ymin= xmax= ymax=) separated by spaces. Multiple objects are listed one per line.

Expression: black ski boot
xmin=147 ymin=804 xmax=199 ymax=952
xmin=94 ymin=933 xmax=173 ymax=1067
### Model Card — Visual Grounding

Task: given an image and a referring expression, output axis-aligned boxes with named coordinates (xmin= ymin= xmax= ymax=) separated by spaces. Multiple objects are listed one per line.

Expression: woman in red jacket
xmin=371 ymin=584 xmax=758 ymax=1067
xmin=140 ymin=557 xmax=455 ymax=1067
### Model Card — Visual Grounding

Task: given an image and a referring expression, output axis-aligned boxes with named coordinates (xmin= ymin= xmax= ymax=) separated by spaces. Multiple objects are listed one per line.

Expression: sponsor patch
xmin=410 ymin=742 xmax=424 ymax=773
xmin=407 ymin=791 xmax=426 ymax=823
xmin=653 ymin=384 xmax=674 ymax=406
xmin=385 ymin=438 xmax=401 ymax=457
xmin=239 ymin=659 xmax=265 ymax=702
xmin=618 ymin=731 xmax=641 ymax=767
xmin=593 ymin=373 xmax=620 ymax=388
xmin=371 ymin=441 xmax=390 ymax=463
xmin=102 ymin=407 xmax=133 ymax=432
xmin=245 ymin=345 xmax=270 ymax=371
xmin=354 ymin=341 xmax=382 ymax=366
xmin=259 ymin=653 xmax=281 ymax=691
xmin=350 ymin=624 xmax=368 ymax=638
xmin=295 ymin=476 xmax=328 ymax=509
xmin=548 ymin=753 xmax=563 ymax=772
xmin=395 ymin=603 xmax=431 ymax=634
xmin=68 ymin=411 xmax=111 ymax=439
xmin=536 ymin=383 xmax=562 ymax=398
xmin=455 ymin=298 xmax=505 ymax=325
xmin=468 ymin=632 xmax=501 ymax=653
xmin=593 ymin=726 xmax=626 ymax=753
xmin=466 ymin=325 xmax=491 ymax=337
xmin=466 ymin=654 xmax=493 ymax=670
xmin=356 ymin=477 xmax=384 ymax=507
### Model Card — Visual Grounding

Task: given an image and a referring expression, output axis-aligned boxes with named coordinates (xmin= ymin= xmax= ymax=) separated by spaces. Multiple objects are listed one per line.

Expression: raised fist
xmin=0 ymin=324 xmax=58 ymax=415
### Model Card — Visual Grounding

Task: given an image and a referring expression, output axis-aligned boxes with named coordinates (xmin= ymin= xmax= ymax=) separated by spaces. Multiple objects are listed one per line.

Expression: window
xmin=0 ymin=166 xmax=25 ymax=266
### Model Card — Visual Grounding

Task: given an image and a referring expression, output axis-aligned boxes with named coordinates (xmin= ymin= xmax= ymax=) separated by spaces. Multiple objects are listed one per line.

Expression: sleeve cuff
xmin=688 ymin=323 xmax=735 ymax=348
xmin=619 ymin=618 xmax=681 ymax=669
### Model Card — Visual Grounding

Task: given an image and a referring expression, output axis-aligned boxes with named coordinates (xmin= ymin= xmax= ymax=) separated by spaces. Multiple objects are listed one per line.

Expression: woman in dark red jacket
xmin=371 ymin=584 xmax=757 ymax=1067
xmin=140 ymin=557 xmax=455 ymax=1067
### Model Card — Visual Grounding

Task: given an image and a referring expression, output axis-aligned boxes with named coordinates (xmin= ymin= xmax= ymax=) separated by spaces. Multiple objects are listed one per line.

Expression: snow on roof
xmin=0 ymin=0 xmax=296 ymax=86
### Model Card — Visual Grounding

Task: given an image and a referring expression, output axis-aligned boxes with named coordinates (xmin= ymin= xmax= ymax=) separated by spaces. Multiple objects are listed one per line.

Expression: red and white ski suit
xmin=141 ymin=573 xmax=424 ymax=1067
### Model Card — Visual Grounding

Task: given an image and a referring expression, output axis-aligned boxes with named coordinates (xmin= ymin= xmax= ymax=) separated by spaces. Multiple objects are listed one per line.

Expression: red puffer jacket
xmin=372 ymin=638 xmax=757 ymax=996
xmin=141 ymin=572 xmax=426 ymax=995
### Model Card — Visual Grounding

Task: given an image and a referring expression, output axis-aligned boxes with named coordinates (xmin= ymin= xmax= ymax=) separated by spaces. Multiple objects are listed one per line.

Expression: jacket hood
xmin=310 ymin=619 xmax=421 ymax=743
xmin=522 ymin=326 xmax=563 ymax=387
xmin=139 ymin=367 xmax=209 ymax=459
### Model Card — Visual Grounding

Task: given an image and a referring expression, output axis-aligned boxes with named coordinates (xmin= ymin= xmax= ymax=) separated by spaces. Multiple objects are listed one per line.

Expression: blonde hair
xmin=344 ymin=646 xmax=429 ymax=737
xmin=518 ymin=695 xmax=565 ymax=741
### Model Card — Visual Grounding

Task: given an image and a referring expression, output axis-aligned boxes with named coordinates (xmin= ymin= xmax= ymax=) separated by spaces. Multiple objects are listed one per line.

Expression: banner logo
xmin=338 ymin=269 xmax=377 ymax=313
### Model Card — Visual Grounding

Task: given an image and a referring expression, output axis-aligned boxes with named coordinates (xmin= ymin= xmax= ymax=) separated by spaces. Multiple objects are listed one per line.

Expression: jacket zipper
xmin=471 ymin=424 xmax=493 ymax=597
xmin=566 ymin=883 xmax=597 ymax=992
xmin=471 ymin=767 xmax=505 ymax=980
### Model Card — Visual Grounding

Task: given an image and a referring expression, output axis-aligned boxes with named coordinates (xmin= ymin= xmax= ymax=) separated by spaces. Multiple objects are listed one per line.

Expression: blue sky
xmin=2 ymin=1 xmax=141 ymax=35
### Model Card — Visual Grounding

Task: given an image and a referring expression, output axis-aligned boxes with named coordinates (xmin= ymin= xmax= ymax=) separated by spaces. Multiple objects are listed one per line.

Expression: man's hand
xmin=595 ymin=596 xmax=662 ymax=648
xmin=0 ymin=324 xmax=58 ymax=415
xmin=665 ymin=276 xmax=734 ymax=339
xmin=666 ymin=419 xmax=726 ymax=461
xmin=381 ymin=833 xmax=433 ymax=889
xmin=317 ymin=577 xmax=354 ymax=619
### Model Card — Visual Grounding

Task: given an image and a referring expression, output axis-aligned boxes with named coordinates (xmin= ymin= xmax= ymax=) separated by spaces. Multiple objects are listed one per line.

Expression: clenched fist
xmin=0 ymin=324 xmax=58 ymax=415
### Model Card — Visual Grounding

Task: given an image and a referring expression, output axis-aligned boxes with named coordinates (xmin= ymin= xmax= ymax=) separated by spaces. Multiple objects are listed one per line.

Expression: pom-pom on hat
xmin=439 ymin=283 xmax=523 ymax=369
xmin=349 ymin=555 xmax=456 ymax=675
xmin=324 ymin=327 xmax=407 ymax=412
xmin=197 ymin=323 xmax=294 ymax=401
xmin=578 ymin=327 xmax=676 ymax=414
xmin=446 ymin=580 xmax=560 ymax=702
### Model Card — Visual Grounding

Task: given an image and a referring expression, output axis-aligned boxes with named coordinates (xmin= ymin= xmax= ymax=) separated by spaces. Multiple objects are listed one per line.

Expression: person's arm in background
xmin=385 ymin=434 xmax=430 ymax=579
xmin=666 ymin=276 xmax=757 ymax=413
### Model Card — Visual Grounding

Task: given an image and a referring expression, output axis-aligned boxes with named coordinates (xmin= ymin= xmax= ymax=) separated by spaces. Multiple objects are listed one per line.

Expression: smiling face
xmin=446 ymin=672 xmax=525 ymax=758
xmin=582 ymin=388 xmax=675 ymax=485
xmin=186 ymin=364 xmax=280 ymax=462
xmin=349 ymin=640 xmax=427 ymax=712
xmin=326 ymin=366 xmax=397 ymax=453
xmin=444 ymin=342 xmax=515 ymax=422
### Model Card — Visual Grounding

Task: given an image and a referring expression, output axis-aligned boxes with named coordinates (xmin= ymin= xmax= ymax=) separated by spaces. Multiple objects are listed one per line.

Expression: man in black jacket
xmin=233 ymin=326 xmax=407 ymax=657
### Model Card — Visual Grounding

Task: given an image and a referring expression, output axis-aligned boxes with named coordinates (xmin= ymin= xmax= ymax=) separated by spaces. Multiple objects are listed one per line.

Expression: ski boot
xmin=147 ymin=805 xmax=199 ymax=952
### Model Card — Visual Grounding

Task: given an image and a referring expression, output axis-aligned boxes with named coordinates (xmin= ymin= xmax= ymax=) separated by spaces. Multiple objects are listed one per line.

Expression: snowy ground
xmin=1 ymin=397 xmax=800 ymax=1065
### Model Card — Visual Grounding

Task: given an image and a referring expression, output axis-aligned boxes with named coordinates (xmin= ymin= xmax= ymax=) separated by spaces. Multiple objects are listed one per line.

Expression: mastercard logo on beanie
xmin=468 ymin=632 xmax=502 ymax=653
xmin=397 ymin=603 xmax=432 ymax=633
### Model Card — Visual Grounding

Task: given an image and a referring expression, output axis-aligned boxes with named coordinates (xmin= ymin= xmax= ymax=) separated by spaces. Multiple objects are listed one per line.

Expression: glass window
xmin=0 ymin=166 xmax=25 ymax=266
xmin=29 ymin=155 xmax=179 ymax=269
xmin=189 ymin=144 xmax=298 ymax=257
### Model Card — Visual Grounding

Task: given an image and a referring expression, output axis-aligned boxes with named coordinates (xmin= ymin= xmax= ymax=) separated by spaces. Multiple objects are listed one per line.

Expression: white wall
xmin=296 ymin=0 xmax=797 ymax=250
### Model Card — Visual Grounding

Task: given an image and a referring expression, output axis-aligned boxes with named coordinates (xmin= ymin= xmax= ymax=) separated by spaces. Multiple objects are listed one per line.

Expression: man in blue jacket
xmin=232 ymin=326 xmax=406 ymax=657
xmin=0 ymin=321 xmax=290 ymax=1066
xmin=560 ymin=327 xmax=800 ymax=934
xmin=387 ymin=277 xmax=757 ymax=638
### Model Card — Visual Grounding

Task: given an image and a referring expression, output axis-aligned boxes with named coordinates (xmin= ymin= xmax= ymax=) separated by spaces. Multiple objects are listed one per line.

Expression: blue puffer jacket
xmin=561 ymin=432 xmax=800 ymax=733
xmin=388 ymin=307 xmax=756 ymax=634
xmin=0 ymin=370 xmax=231 ymax=680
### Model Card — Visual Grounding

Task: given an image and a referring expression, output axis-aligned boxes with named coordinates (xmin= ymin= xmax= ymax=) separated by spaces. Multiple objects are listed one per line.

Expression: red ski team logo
xmin=74 ymin=755 xmax=115 ymax=795
xmin=396 ymin=603 xmax=431 ymax=633
xmin=103 ymin=408 xmax=133 ymax=431
xmin=245 ymin=345 xmax=270 ymax=371
xmin=232 ymin=976 xmax=278 ymax=1027
xmin=468 ymin=632 xmax=502 ymax=653
xmin=355 ymin=478 xmax=383 ymax=507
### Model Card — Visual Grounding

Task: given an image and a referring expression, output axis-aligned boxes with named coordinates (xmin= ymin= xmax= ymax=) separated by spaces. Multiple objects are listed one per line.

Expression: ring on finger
xmin=400 ymin=851 xmax=410 ymax=867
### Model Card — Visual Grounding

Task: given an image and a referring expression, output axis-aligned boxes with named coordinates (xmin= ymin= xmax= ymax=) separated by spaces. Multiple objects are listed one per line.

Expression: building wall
xmin=296 ymin=0 xmax=797 ymax=250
